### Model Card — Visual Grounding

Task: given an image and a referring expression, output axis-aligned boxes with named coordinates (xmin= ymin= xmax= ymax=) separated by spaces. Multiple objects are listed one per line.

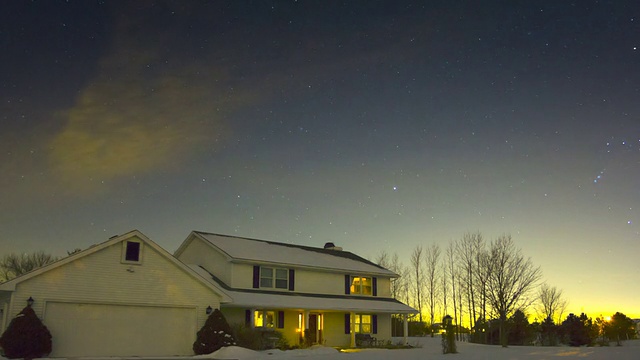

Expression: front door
xmin=308 ymin=314 xmax=318 ymax=344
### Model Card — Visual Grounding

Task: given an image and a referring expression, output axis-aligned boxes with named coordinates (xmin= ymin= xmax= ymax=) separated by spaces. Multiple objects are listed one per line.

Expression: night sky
xmin=1 ymin=1 xmax=639 ymax=318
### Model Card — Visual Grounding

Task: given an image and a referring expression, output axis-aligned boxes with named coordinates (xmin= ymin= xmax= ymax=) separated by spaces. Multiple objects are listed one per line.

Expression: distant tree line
xmin=378 ymin=231 xmax=638 ymax=347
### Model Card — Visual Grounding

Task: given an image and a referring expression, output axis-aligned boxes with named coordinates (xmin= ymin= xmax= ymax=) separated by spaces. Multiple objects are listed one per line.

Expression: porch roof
xmin=221 ymin=289 xmax=418 ymax=314
xmin=188 ymin=265 xmax=417 ymax=314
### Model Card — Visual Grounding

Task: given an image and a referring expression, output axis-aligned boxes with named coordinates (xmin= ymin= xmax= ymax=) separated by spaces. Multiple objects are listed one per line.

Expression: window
xmin=254 ymin=310 xmax=275 ymax=328
xmin=260 ymin=267 xmax=288 ymax=289
xmin=354 ymin=314 xmax=372 ymax=334
xmin=350 ymin=276 xmax=372 ymax=295
xmin=122 ymin=240 xmax=142 ymax=263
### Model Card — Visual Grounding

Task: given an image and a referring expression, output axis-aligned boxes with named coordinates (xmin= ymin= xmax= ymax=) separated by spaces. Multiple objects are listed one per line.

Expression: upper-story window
xmin=121 ymin=240 xmax=143 ymax=264
xmin=260 ymin=267 xmax=288 ymax=289
xmin=350 ymin=276 xmax=373 ymax=295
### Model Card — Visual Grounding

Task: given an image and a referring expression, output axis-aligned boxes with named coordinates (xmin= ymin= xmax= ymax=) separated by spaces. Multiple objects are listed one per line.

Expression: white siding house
xmin=175 ymin=231 xmax=417 ymax=348
xmin=0 ymin=230 xmax=230 ymax=357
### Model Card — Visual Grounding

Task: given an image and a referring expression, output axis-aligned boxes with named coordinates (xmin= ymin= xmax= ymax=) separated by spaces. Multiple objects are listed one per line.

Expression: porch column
xmin=403 ymin=314 xmax=409 ymax=346
xmin=304 ymin=310 xmax=310 ymax=331
xmin=350 ymin=312 xmax=356 ymax=348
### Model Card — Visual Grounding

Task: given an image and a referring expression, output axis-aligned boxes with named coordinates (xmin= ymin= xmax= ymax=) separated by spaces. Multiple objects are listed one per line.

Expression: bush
xmin=0 ymin=306 xmax=52 ymax=360
xmin=231 ymin=324 xmax=289 ymax=350
xmin=193 ymin=309 xmax=236 ymax=355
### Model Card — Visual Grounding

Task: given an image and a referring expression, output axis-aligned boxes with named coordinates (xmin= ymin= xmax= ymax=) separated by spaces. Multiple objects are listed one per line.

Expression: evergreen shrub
xmin=193 ymin=308 xmax=237 ymax=355
xmin=0 ymin=306 xmax=52 ymax=360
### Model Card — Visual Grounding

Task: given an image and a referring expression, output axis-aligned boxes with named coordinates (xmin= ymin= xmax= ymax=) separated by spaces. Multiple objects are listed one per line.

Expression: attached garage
xmin=45 ymin=302 xmax=197 ymax=357
xmin=0 ymin=231 xmax=231 ymax=357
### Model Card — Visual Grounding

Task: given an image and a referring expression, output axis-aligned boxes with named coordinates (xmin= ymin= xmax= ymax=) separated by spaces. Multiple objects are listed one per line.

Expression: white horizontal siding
xmin=231 ymin=263 xmax=254 ymax=289
xmin=228 ymin=264 xmax=394 ymax=299
xmin=295 ymin=268 xmax=344 ymax=294
xmin=177 ymin=236 xmax=232 ymax=286
xmin=7 ymin=236 xmax=221 ymax=334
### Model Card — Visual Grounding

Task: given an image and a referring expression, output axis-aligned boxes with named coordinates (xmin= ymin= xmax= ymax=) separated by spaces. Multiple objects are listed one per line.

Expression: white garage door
xmin=45 ymin=302 xmax=197 ymax=357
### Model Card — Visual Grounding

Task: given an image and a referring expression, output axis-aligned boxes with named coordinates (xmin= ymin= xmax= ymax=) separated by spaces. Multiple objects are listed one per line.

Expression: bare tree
xmin=377 ymin=251 xmax=409 ymax=304
xmin=485 ymin=235 xmax=542 ymax=347
xmin=410 ymin=245 xmax=425 ymax=323
xmin=441 ymin=254 xmax=448 ymax=319
xmin=391 ymin=252 xmax=410 ymax=304
xmin=536 ymin=283 xmax=568 ymax=324
xmin=446 ymin=240 xmax=460 ymax=338
xmin=456 ymin=232 xmax=478 ymax=331
xmin=472 ymin=234 xmax=489 ymax=323
xmin=456 ymin=275 xmax=465 ymax=340
xmin=0 ymin=251 xmax=58 ymax=281
xmin=424 ymin=243 xmax=441 ymax=335
xmin=375 ymin=250 xmax=390 ymax=269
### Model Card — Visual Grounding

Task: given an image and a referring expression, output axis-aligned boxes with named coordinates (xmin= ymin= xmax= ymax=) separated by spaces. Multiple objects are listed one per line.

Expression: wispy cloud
xmin=47 ymin=8 xmax=251 ymax=196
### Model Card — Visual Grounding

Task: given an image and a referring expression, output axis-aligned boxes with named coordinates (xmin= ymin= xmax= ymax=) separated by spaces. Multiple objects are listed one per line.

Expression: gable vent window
xmin=122 ymin=240 xmax=142 ymax=264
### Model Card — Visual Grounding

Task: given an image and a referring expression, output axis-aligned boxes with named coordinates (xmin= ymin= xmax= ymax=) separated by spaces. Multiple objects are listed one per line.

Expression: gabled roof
xmin=175 ymin=231 xmax=397 ymax=277
xmin=0 ymin=230 xmax=231 ymax=302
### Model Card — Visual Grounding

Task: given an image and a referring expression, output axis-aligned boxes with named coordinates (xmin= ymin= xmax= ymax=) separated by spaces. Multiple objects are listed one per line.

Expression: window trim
xmin=254 ymin=310 xmax=276 ymax=328
xmin=253 ymin=309 xmax=284 ymax=329
xmin=350 ymin=276 xmax=373 ymax=296
xmin=121 ymin=240 xmax=143 ymax=264
xmin=354 ymin=314 xmax=372 ymax=334
xmin=259 ymin=266 xmax=289 ymax=290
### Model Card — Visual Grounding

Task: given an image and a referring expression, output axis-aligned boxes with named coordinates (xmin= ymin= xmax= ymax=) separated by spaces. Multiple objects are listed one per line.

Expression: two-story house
xmin=0 ymin=230 xmax=415 ymax=357
xmin=174 ymin=231 xmax=417 ymax=348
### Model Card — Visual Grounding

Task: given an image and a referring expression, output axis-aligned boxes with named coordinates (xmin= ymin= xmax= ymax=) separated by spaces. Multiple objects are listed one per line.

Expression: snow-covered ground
xmin=204 ymin=337 xmax=640 ymax=360
xmin=3 ymin=337 xmax=638 ymax=360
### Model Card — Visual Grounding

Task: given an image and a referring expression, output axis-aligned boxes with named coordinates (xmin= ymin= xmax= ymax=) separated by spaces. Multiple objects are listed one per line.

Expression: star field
xmin=1 ymin=1 xmax=639 ymax=317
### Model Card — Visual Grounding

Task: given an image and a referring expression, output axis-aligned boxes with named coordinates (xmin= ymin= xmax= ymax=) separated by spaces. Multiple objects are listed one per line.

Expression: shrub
xmin=193 ymin=308 xmax=236 ymax=355
xmin=231 ymin=324 xmax=288 ymax=350
xmin=232 ymin=323 xmax=262 ymax=350
xmin=0 ymin=306 xmax=52 ymax=360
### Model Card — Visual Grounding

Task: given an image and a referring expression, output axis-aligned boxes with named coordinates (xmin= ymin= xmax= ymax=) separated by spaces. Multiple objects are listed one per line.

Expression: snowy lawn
xmin=204 ymin=337 xmax=640 ymax=360
xmin=3 ymin=337 xmax=638 ymax=360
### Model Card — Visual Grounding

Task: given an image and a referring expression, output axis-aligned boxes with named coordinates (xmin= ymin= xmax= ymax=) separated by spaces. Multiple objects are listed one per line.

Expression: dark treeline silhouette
xmin=378 ymin=231 xmax=637 ymax=347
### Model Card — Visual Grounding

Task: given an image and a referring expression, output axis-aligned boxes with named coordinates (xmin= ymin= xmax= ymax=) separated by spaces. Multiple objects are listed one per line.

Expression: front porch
xmin=221 ymin=307 xmax=413 ymax=348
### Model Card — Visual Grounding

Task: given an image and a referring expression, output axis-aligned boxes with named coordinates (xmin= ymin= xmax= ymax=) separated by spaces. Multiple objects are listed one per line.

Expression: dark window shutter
xmin=253 ymin=265 xmax=260 ymax=288
xmin=344 ymin=275 xmax=351 ymax=294
xmin=372 ymin=277 xmax=377 ymax=296
xmin=289 ymin=269 xmax=295 ymax=291
xmin=278 ymin=311 xmax=285 ymax=329
xmin=344 ymin=313 xmax=351 ymax=334
xmin=372 ymin=315 xmax=378 ymax=334
xmin=245 ymin=309 xmax=251 ymax=326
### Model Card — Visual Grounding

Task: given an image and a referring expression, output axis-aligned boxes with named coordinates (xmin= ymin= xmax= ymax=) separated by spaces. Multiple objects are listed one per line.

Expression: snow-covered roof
xmin=0 ymin=230 xmax=231 ymax=303
xmin=187 ymin=231 xmax=396 ymax=277
xmin=189 ymin=265 xmax=416 ymax=314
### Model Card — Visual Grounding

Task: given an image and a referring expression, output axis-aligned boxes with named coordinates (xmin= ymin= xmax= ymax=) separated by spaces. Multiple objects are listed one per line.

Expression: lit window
xmin=260 ymin=267 xmax=288 ymax=289
xmin=350 ymin=276 xmax=372 ymax=295
xmin=254 ymin=310 xmax=276 ymax=328
xmin=355 ymin=314 xmax=372 ymax=333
